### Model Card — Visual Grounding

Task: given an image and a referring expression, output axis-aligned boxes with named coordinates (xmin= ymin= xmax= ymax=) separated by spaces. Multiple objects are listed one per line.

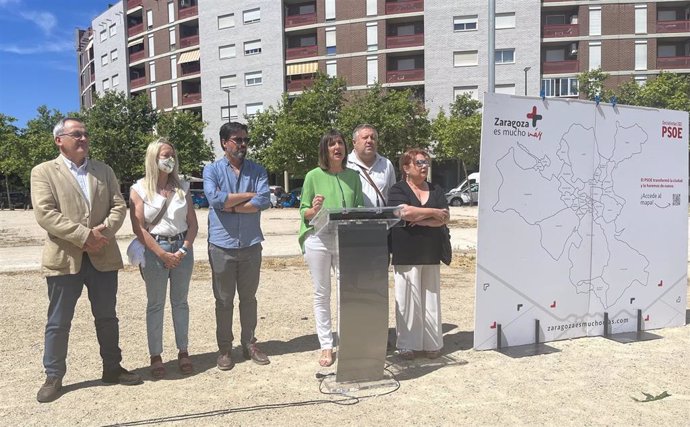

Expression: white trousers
xmin=304 ymin=232 xmax=338 ymax=349
xmin=394 ymin=264 xmax=443 ymax=351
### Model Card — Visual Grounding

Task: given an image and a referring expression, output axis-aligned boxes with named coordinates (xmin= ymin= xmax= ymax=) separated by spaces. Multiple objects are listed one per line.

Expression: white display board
xmin=474 ymin=93 xmax=688 ymax=350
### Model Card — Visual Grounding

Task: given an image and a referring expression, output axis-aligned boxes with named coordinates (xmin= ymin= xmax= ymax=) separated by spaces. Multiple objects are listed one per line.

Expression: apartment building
xmin=94 ymin=3 xmax=128 ymax=97
xmin=75 ymin=28 xmax=96 ymax=109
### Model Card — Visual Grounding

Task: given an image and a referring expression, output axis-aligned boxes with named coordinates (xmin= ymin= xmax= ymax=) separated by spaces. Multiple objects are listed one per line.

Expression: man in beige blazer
xmin=31 ymin=117 xmax=142 ymax=403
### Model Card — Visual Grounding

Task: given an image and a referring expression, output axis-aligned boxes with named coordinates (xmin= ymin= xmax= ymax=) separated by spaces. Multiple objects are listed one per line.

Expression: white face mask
xmin=158 ymin=157 xmax=175 ymax=174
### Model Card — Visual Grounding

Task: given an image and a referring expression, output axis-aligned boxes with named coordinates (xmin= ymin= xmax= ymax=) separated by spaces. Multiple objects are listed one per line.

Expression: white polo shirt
xmin=347 ymin=151 xmax=397 ymax=207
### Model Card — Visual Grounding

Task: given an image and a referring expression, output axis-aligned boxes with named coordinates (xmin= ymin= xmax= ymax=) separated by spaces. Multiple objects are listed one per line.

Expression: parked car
xmin=190 ymin=189 xmax=209 ymax=208
xmin=269 ymin=185 xmax=285 ymax=208
xmin=281 ymin=187 xmax=301 ymax=208
xmin=0 ymin=191 xmax=30 ymax=210
xmin=446 ymin=172 xmax=479 ymax=206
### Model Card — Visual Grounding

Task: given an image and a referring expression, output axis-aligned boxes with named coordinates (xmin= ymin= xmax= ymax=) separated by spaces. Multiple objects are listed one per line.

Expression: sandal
xmin=398 ymin=349 xmax=415 ymax=360
xmin=318 ymin=349 xmax=334 ymax=367
xmin=178 ymin=351 xmax=193 ymax=375
xmin=150 ymin=355 xmax=166 ymax=379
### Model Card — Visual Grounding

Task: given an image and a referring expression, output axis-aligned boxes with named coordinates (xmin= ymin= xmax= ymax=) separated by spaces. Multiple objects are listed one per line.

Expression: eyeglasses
xmin=414 ymin=159 xmax=430 ymax=167
xmin=59 ymin=131 xmax=89 ymax=139
xmin=228 ymin=137 xmax=250 ymax=145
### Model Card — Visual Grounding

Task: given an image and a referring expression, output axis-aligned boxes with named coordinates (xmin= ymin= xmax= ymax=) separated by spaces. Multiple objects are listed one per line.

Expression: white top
xmin=131 ymin=179 xmax=190 ymax=236
xmin=61 ymin=155 xmax=91 ymax=207
xmin=346 ymin=151 xmax=397 ymax=207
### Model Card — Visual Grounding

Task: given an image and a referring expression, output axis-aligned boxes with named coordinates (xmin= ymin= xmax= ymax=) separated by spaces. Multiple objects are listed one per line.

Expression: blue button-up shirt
xmin=203 ymin=157 xmax=271 ymax=249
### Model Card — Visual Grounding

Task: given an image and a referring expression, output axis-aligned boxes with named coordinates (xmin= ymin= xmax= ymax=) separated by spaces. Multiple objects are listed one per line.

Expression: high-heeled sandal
xmin=178 ymin=351 xmax=193 ymax=375
xmin=150 ymin=355 xmax=166 ymax=379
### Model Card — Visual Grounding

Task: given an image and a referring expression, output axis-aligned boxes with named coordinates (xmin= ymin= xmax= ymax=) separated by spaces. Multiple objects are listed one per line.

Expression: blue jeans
xmin=44 ymin=254 xmax=121 ymax=378
xmin=140 ymin=240 xmax=193 ymax=356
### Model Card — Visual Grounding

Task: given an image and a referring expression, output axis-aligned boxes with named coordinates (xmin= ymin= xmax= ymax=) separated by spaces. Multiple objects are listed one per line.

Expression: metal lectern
xmin=310 ymin=207 xmax=401 ymax=384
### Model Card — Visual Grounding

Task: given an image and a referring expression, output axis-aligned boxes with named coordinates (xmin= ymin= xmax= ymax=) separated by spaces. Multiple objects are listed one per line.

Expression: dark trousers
xmin=209 ymin=243 xmax=262 ymax=352
xmin=43 ymin=254 xmax=122 ymax=378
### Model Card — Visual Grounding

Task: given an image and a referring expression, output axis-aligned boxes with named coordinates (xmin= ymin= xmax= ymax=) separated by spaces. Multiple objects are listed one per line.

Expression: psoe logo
xmin=526 ymin=106 xmax=543 ymax=127
xmin=661 ymin=121 xmax=683 ymax=140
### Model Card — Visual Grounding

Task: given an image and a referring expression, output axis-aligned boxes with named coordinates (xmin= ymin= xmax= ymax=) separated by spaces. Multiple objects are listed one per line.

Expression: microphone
xmin=335 ymin=173 xmax=346 ymax=209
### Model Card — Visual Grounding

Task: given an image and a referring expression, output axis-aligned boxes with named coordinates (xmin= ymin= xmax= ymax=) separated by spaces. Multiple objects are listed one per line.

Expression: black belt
xmin=151 ymin=231 xmax=186 ymax=243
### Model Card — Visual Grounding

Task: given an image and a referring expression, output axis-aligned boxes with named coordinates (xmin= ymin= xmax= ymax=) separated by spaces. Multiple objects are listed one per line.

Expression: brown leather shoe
xmin=178 ymin=352 xmax=193 ymax=375
xmin=37 ymin=376 xmax=62 ymax=403
xmin=217 ymin=352 xmax=234 ymax=371
xmin=243 ymin=342 xmax=270 ymax=365
xmin=102 ymin=366 xmax=143 ymax=385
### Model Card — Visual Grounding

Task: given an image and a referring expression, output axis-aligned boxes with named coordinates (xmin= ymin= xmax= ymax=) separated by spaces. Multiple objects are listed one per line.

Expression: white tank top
xmin=131 ymin=179 xmax=190 ymax=236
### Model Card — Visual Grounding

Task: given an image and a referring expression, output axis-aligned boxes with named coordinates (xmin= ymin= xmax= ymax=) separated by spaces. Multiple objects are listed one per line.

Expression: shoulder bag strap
xmin=147 ymin=192 xmax=173 ymax=231
xmin=355 ymin=164 xmax=386 ymax=207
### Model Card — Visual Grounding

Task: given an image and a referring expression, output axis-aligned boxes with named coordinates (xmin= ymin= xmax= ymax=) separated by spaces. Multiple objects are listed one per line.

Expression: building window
xmin=221 ymin=105 xmax=238 ymax=120
xmin=244 ymin=40 xmax=262 ymax=55
xmin=149 ymin=61 xmax=156 ymax=82
xmin=366 ymin=0 xmax=377 ymax=16
xmin=171 ymin=83 xmax=179 ymax=107
xmin=101 ymin=53 xmax=108 ymax=66
xmin=218 ymin=13 xmax=235 ymax=29
xmin=545 ymin=15 xmax=566 ymax=25
xmin=245 ymin=71 xmax=263 ymax=86
xmin=454 ymin=50 xmax=478 ymax=67
xmin=168 ymin=1 xmax=175 ymax=24
xmin=326 ymin=28 xmax=336 ymax=55
xmin=169 ymin=28 xmax=176 ymax=49
xmin=170 ymin=55 xmax=178 ymax=79
xmin=495 ymin=84 xmax=515 ymax=95
xmin=495 ymin=48 xmax=515 ymax=64
xmin=634 ymin=76 xmax=647 ymax=86
xmin=220 ymin=74 xmax=237 ymax=89
xmin=325 ymin=0 xmax=335 ymax=21
xmin=112 ymin=74 xmax=119 ymax=87
xmin=495 ymin=13 xmax=515 ymax=29
xmin=219 ymin=44 xmax=236 ymax=59
xmin=367 ymin=55 xmax=377 ymax=85
xmin=454 ymin=86 xmax=479 ymax=100
xmin=146 ymin=9 xmax=153 ymax=29
xmin=326 ymin=60 xmax=337 ymax=77
xmin=102 ymin=78 xmax=110 ymax=91
xmin=589 ymin=41 xmax=601 ymax=70
xmin=589 ymin=7 xmax=601 ymax=36
xmin=148 ymin=35 xmax=155 ymax=57
xmin=635 ymin=6 xmax=647 ymax=34
xmin=366 ymin=23 xmax=377 ymax=51
xmin=541 ymin=78 xmax=578 ymax=97
xmin=109 ymin=23 xmax=116 ymax=37
xmin=454 ymin=16 xmax=478 ymax=32
xmin=243 ymin=8 xmax=260 ymax=24
xmin=246 ymin=102 xmax=264 ymax=117
xmin=111 ymin=49 xmax=118 ymax=62
xmin=100 ymin=29 xmax=107 ymax=42
xmin=635 ymin=41 xmax=647 ymax=70
xmin=150 ymin=87 xmax=157 ymax=109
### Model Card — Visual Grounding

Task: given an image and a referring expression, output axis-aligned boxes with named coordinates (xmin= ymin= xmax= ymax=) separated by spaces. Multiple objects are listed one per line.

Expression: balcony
xmin=178 ymin=5 xmax=198 ymax=20
xmin=182 ymin=92 xmax=201 ymax=105
xmin=129 ymin=50 xmax=146 ymax=63
xmin=286 ymin=45 xmax=318 ymax=60
xmin=385 ymin=0 xmax=423 ymax=14
xmin=287 ymin=76 xmax=315 ymax=92
xmin=180 ymin=34 xmax=199 ymax=48
xmin=386 ymin=68 xmax=424 ymax=83
xmin=542 ymin=60 xmax=579 ymax=74
xmin=286 ymin=13 xmax=317 ymax=28
xmin=656 ymin=20 xmax=690 ymax=33
xmin=386 ymin=33 xmax=423 ymax=49
xmin=181 ymin=62 xmax=200 ymax=76
xmin=656 ymin=56 xmax=690 ymax=69
xmin=130 ymin=76 xmax=146 ymax=89
xmin=127 ymin=0 xmax=142 ymax=10
xmin=128 ymin=23 xmax=144 ymax=37
xmin=543 ymin=24 xmax=579 ymax=38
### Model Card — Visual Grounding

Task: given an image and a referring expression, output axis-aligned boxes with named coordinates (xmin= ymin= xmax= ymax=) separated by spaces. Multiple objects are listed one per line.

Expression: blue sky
xmin=0 ymin=0 xmax=113 ymax=128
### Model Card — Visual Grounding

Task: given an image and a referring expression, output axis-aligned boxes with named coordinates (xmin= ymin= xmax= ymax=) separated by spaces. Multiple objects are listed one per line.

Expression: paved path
xmin=0 ymin=206 xmax=480 ymax=273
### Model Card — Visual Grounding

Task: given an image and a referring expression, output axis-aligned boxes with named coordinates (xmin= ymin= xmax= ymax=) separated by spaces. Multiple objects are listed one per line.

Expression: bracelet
xmin=178 ymin=246 xmax=188 ymax=255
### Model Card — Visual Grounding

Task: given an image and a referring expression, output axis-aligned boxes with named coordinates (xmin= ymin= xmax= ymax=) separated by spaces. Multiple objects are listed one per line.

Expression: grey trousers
xmin=208 ymin=242 xmax=262 ymax=352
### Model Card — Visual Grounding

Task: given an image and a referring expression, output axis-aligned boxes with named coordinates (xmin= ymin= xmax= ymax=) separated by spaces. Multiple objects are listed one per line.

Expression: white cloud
xmin=0 ymin=40 xmax=72 ymax=55
xmin=20 ymin=11 xmax=57 ymax=35
xmin=0 ymin=0 xmax=21 ymax=7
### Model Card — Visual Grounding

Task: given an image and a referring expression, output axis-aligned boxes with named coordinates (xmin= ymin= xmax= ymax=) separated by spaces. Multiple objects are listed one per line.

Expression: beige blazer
xmin=31 ymin=156 xmax=127 ymax=276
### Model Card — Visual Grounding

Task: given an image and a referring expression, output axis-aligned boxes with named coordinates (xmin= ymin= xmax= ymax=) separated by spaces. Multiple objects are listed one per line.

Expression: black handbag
xmin=440 ymin=225 xmax=452 ymax=266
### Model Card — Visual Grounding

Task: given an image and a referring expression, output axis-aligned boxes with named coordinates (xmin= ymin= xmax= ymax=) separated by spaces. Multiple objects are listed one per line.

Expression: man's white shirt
xmin=346 ymin=151 xmax=396 ymax=207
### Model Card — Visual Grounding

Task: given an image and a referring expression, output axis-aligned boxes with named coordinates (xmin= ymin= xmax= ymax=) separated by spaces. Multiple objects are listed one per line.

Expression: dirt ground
xmin=0 ymin=208 xmax=689 ymax=426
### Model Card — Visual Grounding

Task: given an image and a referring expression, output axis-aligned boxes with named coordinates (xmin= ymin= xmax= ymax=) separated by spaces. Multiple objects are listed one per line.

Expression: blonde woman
xmin=130 ymin=138 xmax=198 ymax=379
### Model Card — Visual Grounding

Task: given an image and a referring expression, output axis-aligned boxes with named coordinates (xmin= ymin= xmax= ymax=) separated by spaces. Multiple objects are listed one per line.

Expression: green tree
xmin=632 ymin=72 xmax=690 ymax=111
xmin=577 ymin=68 xmax=615 ymax=101
xmin=337 ymin=83 xmax=431 ymax=161
xmin=156 ymin=109 xmax=214 ymax=177
xmin=432 ymin=94 xmax=483 ymax=175
xmin=83 ymin=91 xmax=157 ymax=185
xmin=21 ymin=106 xmax=67 ymax=185
xmin=0 ymin=114 xmax=22 ymax=207
xmin=248 ymin=73 xmax=346 ymax=177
